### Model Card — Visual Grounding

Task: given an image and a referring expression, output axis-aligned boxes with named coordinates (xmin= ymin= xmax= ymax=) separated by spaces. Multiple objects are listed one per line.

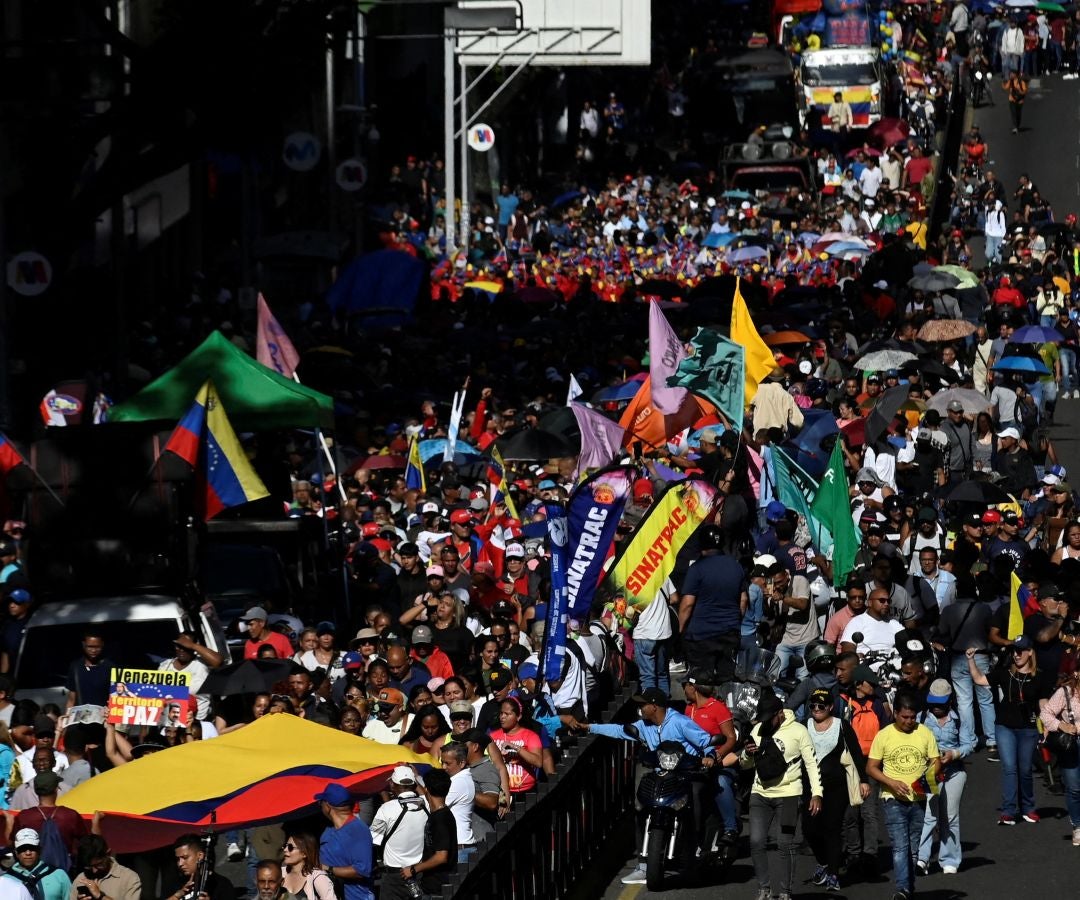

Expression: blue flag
xmin=666 ymin=327 xmax=746 ymax=432
xmin=540 ymin=505 xmax=570 ymax=682
xmin=566 ymin=466 xmax=635 ymax=615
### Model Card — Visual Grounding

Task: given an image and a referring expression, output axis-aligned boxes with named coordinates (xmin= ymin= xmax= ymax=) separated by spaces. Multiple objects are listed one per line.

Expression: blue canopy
xmin=326 ymin=250 xmax=425 ymax=325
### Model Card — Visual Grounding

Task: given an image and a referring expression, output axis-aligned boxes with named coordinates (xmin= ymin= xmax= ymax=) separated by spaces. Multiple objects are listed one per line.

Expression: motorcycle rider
xmin=585 ymin=688 xmax=719 ymax=885
xmin=785 ymin=640 xmax=844 ymax=722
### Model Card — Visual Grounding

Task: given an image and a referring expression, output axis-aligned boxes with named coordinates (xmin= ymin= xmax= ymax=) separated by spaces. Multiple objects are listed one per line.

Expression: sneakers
xmin=999 ymin=814 xmax=1016 ymax=826
xmin=811 ymin=864 xmax=829 ymax=886
xmin=986 ymin=745 xmax=1000 ymax=762
xmin=721 ymin=829 xmax=738 ymax=845
xmin=620 ymin=865 xmax=647 ymax=885
xmin=1023 ymin=811 xmax=1041 ymax=823
xmin=754 ymin=890 xmax=772 ymax=900
xmin=824 ymin=874 xmax=841 ymax=892
xmin=892 ymin=892 xmax=912 ymax=900
xmin=1072 ymin=826 xmax=1080 ymax=846
xmin=226 ymin=842 xmax=243 ymax=861
xmin=942 ymin=865 xmax=959 ymax=874
xmin=915 ymin=859 xmax=929 ymax=875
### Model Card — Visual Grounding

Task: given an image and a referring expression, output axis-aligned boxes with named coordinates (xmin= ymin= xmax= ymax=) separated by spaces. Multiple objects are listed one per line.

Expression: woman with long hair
xmin=428 ymin=593 xmax=473 ymax=671
xmin=971 ymin=411 xmax=995 ymax=473
xmin=0 ymin=721 xmax=17 ymax=810
xmin=1048 ymin=507 xmax=1080 ymax=561
xmin=968 ymin=637 xmax=1056 ymax=824
xmin=399 ymin=704 xmax=450 ymax=758
xmin=487 ymin=697 xmax=543 ymax=793
xmin=281 ymin=832 xmax=337 ymax=900
xmin=1040 ymin=668 xmax=1080 ymax=844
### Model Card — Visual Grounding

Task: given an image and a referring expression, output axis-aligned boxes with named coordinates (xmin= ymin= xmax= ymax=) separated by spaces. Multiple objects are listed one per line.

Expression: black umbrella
xmin=201 ymin=659 xmax=302 ymax=696
xmin=901 ymin=359 xmax=960 ymax=384
xmin=945 ymin=480 xmax=1014 ymax=505
xmin=638 ymin=279 xmax=684 ymax=299
xmin=496 ymin=428 xmax=574 ymax=461
xmin=538 ymin=406 xmax=581 ymax=443
xmin=864 ymin=384 xmax=913 ymax=446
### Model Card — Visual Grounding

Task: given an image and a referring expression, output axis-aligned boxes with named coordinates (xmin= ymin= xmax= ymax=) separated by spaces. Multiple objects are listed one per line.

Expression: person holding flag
xmin=405 ymin=437 xmax=426 ymax=494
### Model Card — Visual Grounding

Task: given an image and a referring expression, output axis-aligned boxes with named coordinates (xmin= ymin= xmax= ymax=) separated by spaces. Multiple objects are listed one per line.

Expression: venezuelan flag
xmin=165 ymin=381 xmax=269 ymax=520
xmin=405 ymin=436 xmax=426 ymax=493
xmin=63 ymin=715 xmax=433 ymax=853
xmin=0 ymin=434 xmax=25 ymax=475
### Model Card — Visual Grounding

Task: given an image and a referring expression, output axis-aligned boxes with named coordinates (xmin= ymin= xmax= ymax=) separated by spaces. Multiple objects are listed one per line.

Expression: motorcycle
xmin=850 ymin=632 xmax=904 ymax=704
xmin=631 ymin=735 xmax=736 ymax=891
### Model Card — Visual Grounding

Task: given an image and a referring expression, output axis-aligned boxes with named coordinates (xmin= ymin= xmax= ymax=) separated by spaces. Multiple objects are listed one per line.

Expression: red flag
xmin=256 ymin=294 xmax=300 ymax=378
xmin=0 ymin=435 xmax=25 ymax=475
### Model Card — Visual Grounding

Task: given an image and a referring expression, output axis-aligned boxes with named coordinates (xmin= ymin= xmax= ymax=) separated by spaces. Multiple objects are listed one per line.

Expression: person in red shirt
xmin=241 ymin=607 xmax=295 ymax=660
xmin=13 ymin=771 xmax=88 ymax=860
xmin=410 ymin=625 xmax=454 ymax=679
xmin=991 ymin=275 xmax=1026 ymax=309
xmin=682 ymin=671 xmax=740 ymax=843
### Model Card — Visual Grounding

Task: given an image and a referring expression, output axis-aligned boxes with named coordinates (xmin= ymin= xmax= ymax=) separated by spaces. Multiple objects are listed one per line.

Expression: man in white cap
xmin=370 ymin=767 xmax=428 ymax=900
xmin=6 ymin=828 xmax=70 ymax=900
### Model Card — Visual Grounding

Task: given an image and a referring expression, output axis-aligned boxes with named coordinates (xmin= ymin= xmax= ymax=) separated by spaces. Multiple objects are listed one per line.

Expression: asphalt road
xmin=587 ymin=73 xmax=1080 ymax=900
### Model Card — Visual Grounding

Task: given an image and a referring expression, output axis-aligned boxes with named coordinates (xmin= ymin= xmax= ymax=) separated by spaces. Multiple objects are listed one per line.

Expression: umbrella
xmin=845 ymin=146 xmax=883 ymax=158
xmin=201 ymin=659 xmax=302 ymax=696
xmin=1010 ymin=325 xmax=1064 ymax=344
xmin=537 ymin=405 xmax=582 ymax=442
xmin=993 ymin=356 xmax=1051 ymax=375
xmin=496 ymin=428 xmax=574 ymax=461
xmin=638 ymin=279 xmax=684 ymax=299
xmin=826 ymin=240 xmax=871 ymax=255
xmin=917 ymin=319 xmax=977 ymax=342
xmin=418 ymin=439 xmax=482 ymax=464
xmin=946 ymin=480 xmax=1015 ymax=504
xmin=867 ymin=117 xmax=910 ymax=147
xmin=909 ymin=272 xmax=961 ymax=292
xmin=549 ymin=189 xmax=583 ymax=209
xmin=728 ymin=246 xmax=768 ymax=262
xmin=763 ymin=330 xmax=812 ymax=346
xmin=865 ymin=384 xmax=915 ymax=445
xmin=1006 ymin=0 xmax=1035 ymax=6
xmin=932 ymin=265 xmax=979 ymax=288
xmin=722 ymin=189 xmax=755 ymax=200
xmin=840 ymin=416 xmax=866 ymax=447
xmin=785 ymin=409 xmax=839 ymax=479
xmin=353 ymin=454 xmax=407 ymax=472
xmin=1038 ymin=2 xmax=1067 ymax=11
xmin=797 ymin=231 xmax=821 ymax=245
xmin=902 ymin=359 xmax=960 ymax=385
xmin=703 ymin=231 xmax=739 ymax=248
xmin=855 ymin=349 xmax=918 ymax=370
xmin=593 ymin=380 xmax=646 ymax=402
xmin=927 ymin=388 xmax=992 ymax=415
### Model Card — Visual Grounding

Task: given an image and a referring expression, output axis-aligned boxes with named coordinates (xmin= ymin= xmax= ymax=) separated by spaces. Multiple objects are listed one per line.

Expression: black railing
xmin=928 ymin=72 xmax=968 ymax=246
xmin=438 ymin=689 xmax=637 ymax=899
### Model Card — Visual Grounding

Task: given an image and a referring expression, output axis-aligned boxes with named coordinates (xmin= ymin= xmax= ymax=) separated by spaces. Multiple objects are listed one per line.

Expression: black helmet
xmin=805 ymin=640 xmax=837 ymax=673
xmin=699 ymin=524 xmax=724 ymax=552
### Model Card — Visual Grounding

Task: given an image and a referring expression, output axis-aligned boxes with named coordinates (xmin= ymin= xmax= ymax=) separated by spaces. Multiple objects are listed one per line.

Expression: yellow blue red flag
xmin=405 ymin=436 xmax=426 ymax=493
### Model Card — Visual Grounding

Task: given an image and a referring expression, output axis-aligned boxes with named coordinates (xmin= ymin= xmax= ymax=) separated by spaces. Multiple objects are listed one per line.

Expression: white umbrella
xmin=854 ymin=349 xmax=919 ymax=371
xmin=926 ymin=388 xmax=992 ymax=415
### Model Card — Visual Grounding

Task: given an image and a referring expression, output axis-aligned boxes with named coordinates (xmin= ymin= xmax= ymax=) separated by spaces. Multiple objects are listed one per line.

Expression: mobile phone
xmin=78 ymin=889 xmax=92 ymax=898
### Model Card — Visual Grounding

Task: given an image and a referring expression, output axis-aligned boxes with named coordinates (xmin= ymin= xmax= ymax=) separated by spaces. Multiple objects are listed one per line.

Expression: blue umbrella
xmin=418 ymin=439 xmax=482 ymax=464
xmin=549 ymin=190 xmax=583 ymax=209
xmin=825 ymin=240 xmax=869 ymax=255
xmin=797 ymin=231 xmax=821 ymax=246
xmin=993 ymin=356 xmax=1051 ymax=375
xmin=594 ymin=380 xmax=644 ymax=402
xmin=702 ymin=232 xmax=738 ymax=248
xmin=728 ymin=245 xmax=768 ymax=262
xmin=722 ymin=189 xmax=756 ymax=201
xmin=1009 ymin=325 xmax=1064 ymax=344
xmin=784 ymin=409 xmax=839 ymax=479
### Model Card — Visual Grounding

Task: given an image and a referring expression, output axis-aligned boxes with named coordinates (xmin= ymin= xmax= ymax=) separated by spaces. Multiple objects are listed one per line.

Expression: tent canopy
xmin=63 ymin=715 xmax=432 ymax=853
xmin=108 ymin=331 xmax=334 ymax=430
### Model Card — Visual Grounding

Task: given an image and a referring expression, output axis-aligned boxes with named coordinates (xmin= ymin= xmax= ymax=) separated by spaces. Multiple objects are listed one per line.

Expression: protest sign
xmin=108 ymin=668 xmax=190 ymax=728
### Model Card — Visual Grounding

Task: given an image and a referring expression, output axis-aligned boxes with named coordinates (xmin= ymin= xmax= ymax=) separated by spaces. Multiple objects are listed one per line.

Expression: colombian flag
xmin=405 ymin=436 xmax=426 ymax=493
xmin=164 ymin=381 xmax=269 ymax=520
xmin=0 ymin=435 xmax=25 ymax=475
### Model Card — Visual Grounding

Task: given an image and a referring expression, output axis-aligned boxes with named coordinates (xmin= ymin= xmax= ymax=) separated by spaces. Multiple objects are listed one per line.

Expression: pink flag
xmin=570 ymin=403 xmax=627 ymax=476
xmin=648 ymin=302 xmax=687 ymax=414
xmin=256 ymin=294 xmax=300 ymax=378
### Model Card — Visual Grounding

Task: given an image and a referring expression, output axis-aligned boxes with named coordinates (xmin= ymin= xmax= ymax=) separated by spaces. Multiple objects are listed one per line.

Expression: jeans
xmin=1058 ymin=753 xmax=1080 ymax=826
xmin=715 ymin=768 xmax=738 ymax=832
xmin=843 ymin=780 xmax=881 ymax=858
xmin=918 ymin=768 xmax=966 ymax=870
xmin=883 ymin=799 xmax=922 ymax=893
xmin=749 ymin=794 xmax=800 ymax=894
xmin=1060 ymin=348 xmax=1076 ymax=394
xmin=951 ymin=653 xmax=996 ymax=747
xmin=738 ymin=631 xmax=762 ymax=675
xmin=635 ymin=638 xmax=670 ymax=694
xmin=985 ymin=234 xmax=1003 ymax=263
xmin=996 ymin=724 xmax=1039 ymax=816
xmin=775 ymin=642 xmax=809 ymax=680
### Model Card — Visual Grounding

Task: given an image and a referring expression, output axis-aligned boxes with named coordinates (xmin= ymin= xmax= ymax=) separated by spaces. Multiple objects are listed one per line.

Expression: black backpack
xmin=754 ymin=731 xmax=791 ymax=785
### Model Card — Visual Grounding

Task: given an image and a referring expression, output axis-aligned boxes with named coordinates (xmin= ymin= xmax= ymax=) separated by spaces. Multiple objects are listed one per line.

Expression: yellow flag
xmin=1008 ymin=572 xmax=1025 ymax=640
xmin=729 ymin=278 xmax=775 ymax=406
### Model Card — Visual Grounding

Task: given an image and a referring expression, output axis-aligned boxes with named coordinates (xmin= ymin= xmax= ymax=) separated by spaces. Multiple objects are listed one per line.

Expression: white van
xmin=14 ymin=595 xmax=227 ymax=708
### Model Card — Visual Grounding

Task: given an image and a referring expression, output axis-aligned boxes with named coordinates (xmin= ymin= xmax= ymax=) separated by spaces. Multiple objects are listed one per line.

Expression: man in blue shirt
xmin=315 ymin=784 xmax=374 ymax=900
xmin=494 ymin=185 xmax=519 ymax=239
xmin=678 ymin=526 xmax=747 ymax=682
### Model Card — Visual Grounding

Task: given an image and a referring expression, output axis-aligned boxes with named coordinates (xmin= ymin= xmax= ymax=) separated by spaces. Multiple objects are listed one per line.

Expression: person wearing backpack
xmin=6 ymin=829 xmax=71 ymax=900
xmin=12 ymin=772 xmax=87 ymax=872
xmin=740 ymin=692 xmax=824 ymax=900
xmin=916 ymin=680 xmax=975 ymax=876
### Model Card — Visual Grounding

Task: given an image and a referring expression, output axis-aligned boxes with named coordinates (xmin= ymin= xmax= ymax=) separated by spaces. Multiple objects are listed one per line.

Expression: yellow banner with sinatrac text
xmin=608 ymin=479 xmax=719 ymax=609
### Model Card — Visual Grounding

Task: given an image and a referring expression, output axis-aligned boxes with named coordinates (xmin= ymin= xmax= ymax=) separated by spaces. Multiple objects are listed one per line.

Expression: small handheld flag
xmin=405 ymin=437 xmax=426 ymax=493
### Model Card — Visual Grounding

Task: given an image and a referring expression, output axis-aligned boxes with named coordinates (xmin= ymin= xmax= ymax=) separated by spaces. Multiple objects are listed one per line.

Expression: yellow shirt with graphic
xmin=869 ymin=723 xmax=939 ymax=799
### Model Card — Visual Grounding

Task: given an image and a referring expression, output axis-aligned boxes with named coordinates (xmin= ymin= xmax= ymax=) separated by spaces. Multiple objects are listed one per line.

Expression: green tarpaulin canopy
xmin=108 ymin=331 xmax=334 ymax=430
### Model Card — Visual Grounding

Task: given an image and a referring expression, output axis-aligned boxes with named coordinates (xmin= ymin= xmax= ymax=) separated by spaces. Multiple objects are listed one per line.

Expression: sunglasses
xmin=808 ymin=702 xmax=830 ymax=711
xmin=281 ymin=843 xmax=297 ymax=852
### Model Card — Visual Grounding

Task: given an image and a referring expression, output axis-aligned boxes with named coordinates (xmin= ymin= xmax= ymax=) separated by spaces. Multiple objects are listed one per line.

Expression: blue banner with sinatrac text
xmin=540 ymin=504 xmax=570 ymax=682
xmin=566 ymin=466 xmax=635 ymax=615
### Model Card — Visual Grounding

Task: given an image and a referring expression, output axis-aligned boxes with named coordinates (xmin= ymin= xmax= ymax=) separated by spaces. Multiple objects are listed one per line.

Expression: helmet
xmin=699 ymin=524 xmax=724 ymax=552
xmin=804 ymin=640 xmax=837 ymax=674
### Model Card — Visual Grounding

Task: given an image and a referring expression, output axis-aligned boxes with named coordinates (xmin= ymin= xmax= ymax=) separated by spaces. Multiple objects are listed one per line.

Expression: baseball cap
xmin=390 ymin=766 xmax=417 ymax=786
xmin=538 ymin=479 xmax=557 ymax=490
xmin=504 ymin=542 xmax=525 ymax=559
xmin=487 ymin=665 xmax=513 ymax=692
xmin=852 ymin=665 xmax=880 ymax=687
xmin=917 ymin=507 xmax=937 ymax=523
xmin=7 ymin=588 xmax=31 ymax=605
xmin=1042 ymin=472 xmax=1061 ymax=486
xmin=631 ymin=687 xmax=668 ymax=706
xmin=926 ymin=679 xmax=953 ymax=705
xmin=316 ymin=620 xmax=336 ymax=636
xmin=450 ymin=509 xmax=473 ymax=525
xmin=946 ymin=400 xmax=965 ymax=412
xmin=426 ymin=564 xmax=445 ymax=578
xmin=449 ymin=700 xmax=474 ymax=719
xmin=13 ymin=829 xmax=39 ymax=849
xmin=1012 ymin=634 xmax=1034 ymax=651
xmin=754 ymin=691 xmax=783 ymax=723
xmin=342 ymin=651 xmax=364 ymax=670
xmin=361 ymin=522 xmax=381 ymax=538
xmin=1039 ymin=581 xmax=1061 ymax=598
xmin=314 ymin=783 xmax=353 ymax=807
xmin=997 ymin=426 xmax=1021 ymax=441
xmin=753 ymin=553 xmax=778 ymax=569
xmin=377 ymin=687 xmax=405 ymax=709
xmin=427 ymin=677 xmax=446 ymax=694
xmin=243 ymin=606 xmax=269 ymax=622
xmin=33 ymin=771 xmax=61 ymax=794
xmin=964 ymin=511 xmax=983 ymax=527
xmin=633 ymin=479 xmax=654 ymax=498
xmin=473 ymin=560 xmax=496 ymax=577
xmin=411 ymin=625 xmax=434 ymax=645
xmin=765 ymin=500 xmax=787 ymax=522
xmin=421 ymin=501 xmax=440 ymax=515
xmin=518 ymin=661 xmax=538 ymax=682
xmin=866 ymin=374 xmax=881 ymax=384
xmin=981 ymin=509 xmax=1002 ymax=524
xmin=33 ymin=715 xmax=55 ymax=737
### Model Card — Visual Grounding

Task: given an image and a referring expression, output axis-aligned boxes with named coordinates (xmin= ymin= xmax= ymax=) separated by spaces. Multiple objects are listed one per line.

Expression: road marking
xmin=617 ymin=884 xmax=644 ymax=900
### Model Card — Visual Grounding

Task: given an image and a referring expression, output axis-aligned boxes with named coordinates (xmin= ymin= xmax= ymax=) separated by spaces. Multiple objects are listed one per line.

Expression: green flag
xmin=665 ymin=327 xmax=745 ymax=432
xmin=810 ymin=440 xmax=860 ymax=588
xmin=768 ymin=446 xmax=831 ymax=557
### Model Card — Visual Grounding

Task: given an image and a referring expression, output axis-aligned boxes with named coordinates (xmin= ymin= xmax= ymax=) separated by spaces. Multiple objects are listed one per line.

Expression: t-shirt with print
xmin=868 ymin=723 xmax=939 ymax=799
xmin=488 ymin=727 xmax=542 ymax=792
xmin=420 ymin=806 xmax=457 ymax=892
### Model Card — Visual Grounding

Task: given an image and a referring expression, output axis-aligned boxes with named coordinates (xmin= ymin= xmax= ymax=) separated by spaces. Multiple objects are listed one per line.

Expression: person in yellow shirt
xmin=867 ymin=694 xmax=941 ymax=900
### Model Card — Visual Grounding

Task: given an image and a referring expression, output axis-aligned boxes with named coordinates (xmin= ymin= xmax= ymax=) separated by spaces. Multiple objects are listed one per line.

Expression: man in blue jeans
xmin=632 ymin=579 xmax=676 ymax=694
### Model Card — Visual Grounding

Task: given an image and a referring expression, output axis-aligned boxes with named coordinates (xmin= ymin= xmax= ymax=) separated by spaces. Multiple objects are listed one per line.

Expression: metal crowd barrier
xmin=928 ymin=74 xmax=968 ymax=245
xmin=437 ymin=688 xmax=637 ymax=899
